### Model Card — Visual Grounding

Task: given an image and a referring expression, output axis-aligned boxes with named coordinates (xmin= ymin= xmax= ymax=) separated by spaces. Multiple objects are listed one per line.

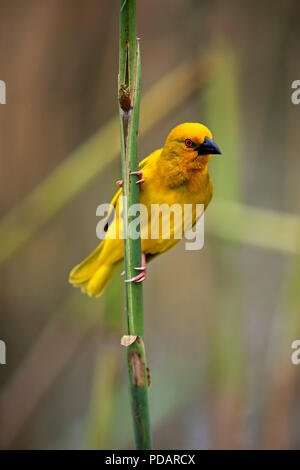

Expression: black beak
xmin=197 ymin=136 xmax=222 ymax=156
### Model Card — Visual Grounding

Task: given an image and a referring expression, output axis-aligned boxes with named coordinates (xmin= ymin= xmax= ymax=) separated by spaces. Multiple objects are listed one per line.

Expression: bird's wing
xmin=103 ymin=187 xmax=122 ymax=233
xmin=139 ymin=155 xmax=152 ymax=169
xmin=104 ymin=149 xmax=162 ymax=239
xmin=103 ymin=150 xmax=157 ymax=234
xmin=139 ymin=148 xmax=162 ymax=170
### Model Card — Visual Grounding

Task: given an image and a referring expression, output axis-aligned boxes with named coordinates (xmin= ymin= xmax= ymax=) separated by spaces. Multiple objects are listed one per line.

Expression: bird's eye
xmin=185 ymin=138 xmax=193 ymax=147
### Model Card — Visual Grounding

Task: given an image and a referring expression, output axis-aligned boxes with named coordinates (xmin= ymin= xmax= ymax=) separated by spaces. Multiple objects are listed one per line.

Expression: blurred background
xmin=0 ymin=0 xmax=300 ymax=450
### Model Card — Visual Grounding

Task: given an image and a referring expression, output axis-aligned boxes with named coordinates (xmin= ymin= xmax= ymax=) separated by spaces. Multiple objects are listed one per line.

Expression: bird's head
xmin=163 ymin=122 xmax=221 ymax=171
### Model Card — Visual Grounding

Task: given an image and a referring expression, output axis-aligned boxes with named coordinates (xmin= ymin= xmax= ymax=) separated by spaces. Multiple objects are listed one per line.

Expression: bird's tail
xmin=69 ymin=242 xmax=120 ymax=298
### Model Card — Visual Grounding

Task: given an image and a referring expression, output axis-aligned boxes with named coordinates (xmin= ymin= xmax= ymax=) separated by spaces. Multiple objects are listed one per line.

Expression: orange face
xmin=164 ymin=122 xmax=221 ymax=159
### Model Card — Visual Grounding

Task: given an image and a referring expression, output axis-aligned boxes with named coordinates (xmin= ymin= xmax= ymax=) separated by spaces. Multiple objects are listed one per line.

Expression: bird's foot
xmin=124 ymin=252 xmax=146 ymax=283
xmin=130 ymin=171 xmax=145 ymax=185
xmin=125 ymin=272 xmax=146 ymax=283
xmin=116 ymin=172 xmax=144 ymax=188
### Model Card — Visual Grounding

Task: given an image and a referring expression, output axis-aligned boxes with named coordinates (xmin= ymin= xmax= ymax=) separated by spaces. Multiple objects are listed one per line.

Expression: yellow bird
xmin=69 ymin=123 xmax=221 ymax=297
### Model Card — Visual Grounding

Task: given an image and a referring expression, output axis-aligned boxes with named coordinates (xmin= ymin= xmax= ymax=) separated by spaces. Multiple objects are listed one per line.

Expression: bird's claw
xmin=125 ymin=272 xmax=146 ymax=283
xmin=130 ymin=171 xmax=145 ymax=185
xmin=116 ymin=172 xmax=144 ymax=187
xmin=124 ymin=253 xmax=147 ymax=283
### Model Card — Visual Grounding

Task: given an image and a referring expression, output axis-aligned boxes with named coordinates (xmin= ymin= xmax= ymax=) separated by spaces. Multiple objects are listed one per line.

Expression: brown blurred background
xmin=0 ymin=0 xmax=300 ymax=449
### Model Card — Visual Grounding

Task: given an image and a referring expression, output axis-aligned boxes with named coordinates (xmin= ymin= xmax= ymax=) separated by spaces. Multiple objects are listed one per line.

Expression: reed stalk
xmin=118 ymin=0 xmax=151 ymax=450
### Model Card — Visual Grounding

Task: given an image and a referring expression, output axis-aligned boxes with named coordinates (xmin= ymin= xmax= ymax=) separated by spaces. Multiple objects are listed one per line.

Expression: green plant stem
xmin=118 ymin=0 xmax=151 ymax=450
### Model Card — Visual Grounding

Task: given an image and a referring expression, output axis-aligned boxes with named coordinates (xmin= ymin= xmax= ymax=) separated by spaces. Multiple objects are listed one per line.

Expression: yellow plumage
xmin=69 ymin=123 xmax=221 ymax=297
